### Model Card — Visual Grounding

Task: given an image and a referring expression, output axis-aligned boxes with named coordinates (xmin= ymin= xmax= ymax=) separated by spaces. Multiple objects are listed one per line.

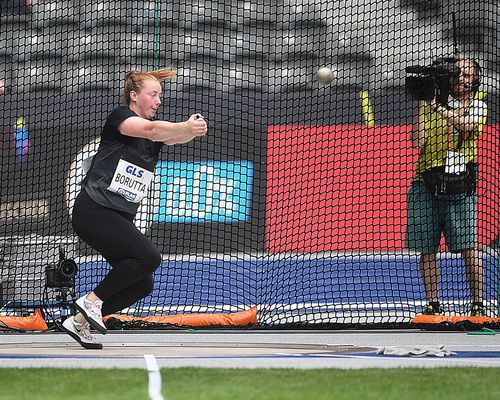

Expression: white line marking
xmin=144 ymin=354 xmax=165 ymax=400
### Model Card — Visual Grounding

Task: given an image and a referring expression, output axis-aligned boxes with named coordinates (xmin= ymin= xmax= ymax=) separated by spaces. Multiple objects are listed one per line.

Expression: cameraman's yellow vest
xmin=414 ymin=100 xmax=488 ymax=181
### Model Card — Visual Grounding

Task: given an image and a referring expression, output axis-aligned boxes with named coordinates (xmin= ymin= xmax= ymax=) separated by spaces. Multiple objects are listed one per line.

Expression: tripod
xmin=54 ymin=286 xmax=77 ymax=323
xmin=43 ymin=284 xmax=78 ymax=330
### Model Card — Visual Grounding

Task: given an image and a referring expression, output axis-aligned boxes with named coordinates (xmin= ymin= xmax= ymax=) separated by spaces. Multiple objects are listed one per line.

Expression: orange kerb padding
xmin=103 ymin=306 xmax=258 ymax=327
xmin=412 ymin=315 xmax=500 ymax=324
xmin=0 ymin=309 xmax=48 ymax=331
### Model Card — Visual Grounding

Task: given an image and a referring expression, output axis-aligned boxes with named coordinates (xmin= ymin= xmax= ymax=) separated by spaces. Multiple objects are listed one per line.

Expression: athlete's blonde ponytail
xmin=124 ymin=68 xmax=176 ymax=105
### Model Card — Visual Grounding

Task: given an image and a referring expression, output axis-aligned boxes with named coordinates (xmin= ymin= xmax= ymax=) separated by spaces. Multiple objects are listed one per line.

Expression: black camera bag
xmin=422 ymin=161 xmax=477 ymax=200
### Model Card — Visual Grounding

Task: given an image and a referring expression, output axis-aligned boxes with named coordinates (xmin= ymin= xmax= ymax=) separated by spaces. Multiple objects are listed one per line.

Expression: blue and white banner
xmin=153 ymin=160 xmax=254 ymax=223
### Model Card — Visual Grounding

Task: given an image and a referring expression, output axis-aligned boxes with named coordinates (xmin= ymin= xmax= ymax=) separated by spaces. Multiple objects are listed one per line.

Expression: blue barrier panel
xmin=75 ymin=253 xmax=498 ymax=320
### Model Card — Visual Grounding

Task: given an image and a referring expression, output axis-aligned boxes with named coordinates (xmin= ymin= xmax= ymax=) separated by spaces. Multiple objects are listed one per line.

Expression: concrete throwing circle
xmin=0 ymin=341 xmax=377 ymax=357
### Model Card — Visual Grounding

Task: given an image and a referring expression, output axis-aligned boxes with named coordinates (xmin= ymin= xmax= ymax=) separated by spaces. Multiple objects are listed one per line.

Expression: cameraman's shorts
xmin=405 ymin=181 xmax=477 ymax=253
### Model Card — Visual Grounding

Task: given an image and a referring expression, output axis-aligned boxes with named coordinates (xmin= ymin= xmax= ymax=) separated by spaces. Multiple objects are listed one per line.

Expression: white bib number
xmin=107 ymin=159 xmax=154 ymax=203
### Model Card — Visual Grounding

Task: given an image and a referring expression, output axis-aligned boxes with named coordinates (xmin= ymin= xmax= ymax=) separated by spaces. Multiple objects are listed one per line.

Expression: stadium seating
xmin=64 ymin=60 xmax=117 ymax=92
xmin=119 ymin=30 xmax=171 ymax=63
xmin=0 ymin=56 xmax=12 ymax=91
xmin=176 ymin=0 xmax=228 ymax=29
xmin=398 ymin=0 xmax=443 ymax=20
xmin=15 ymin=59 xmax=63 ymax=92
xmin=278 ymin=0 xmax=327 ymax=29
xmin=174 ymin=29 xmax=227 ymax=61
xmin=267 ymin=62 xmax=312 ymax=92
xmin=129 ymin=0 xmax=177 ymax=28
xmin=226 ymin=0 xmax=283 ymax=28
xmin=0 ymin=27 xmax=14 ymax=58
xmin=441 ymin=8 xmax=498 ymax=56
xmin=221 ymin=62 xmax=264 ymax=92
xmin=30 ymin=0 xmax=79 ymax=27
xmin=270 ymin=29 xmax=324 ymax=61
xmin=230 ymin=27 xmax=269 ymax=57
xmin=0 ymin=0 xmax=495 ymax=99
xmin=174 ymin=59 xmax=221 ymax=92
xmin=13 ymin=28 xmax=67 ymax=61
xmin=78 ymin=0 xmax=131 ymax=29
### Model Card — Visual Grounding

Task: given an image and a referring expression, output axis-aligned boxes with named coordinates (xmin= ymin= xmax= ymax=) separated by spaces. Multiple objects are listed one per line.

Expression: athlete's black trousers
xmin=72 ymin=190 xmax=161 ymax=316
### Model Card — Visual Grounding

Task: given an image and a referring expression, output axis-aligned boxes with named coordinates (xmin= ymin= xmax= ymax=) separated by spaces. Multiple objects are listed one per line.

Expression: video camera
xmin=405 ymin=57 xmax=461 ymax=102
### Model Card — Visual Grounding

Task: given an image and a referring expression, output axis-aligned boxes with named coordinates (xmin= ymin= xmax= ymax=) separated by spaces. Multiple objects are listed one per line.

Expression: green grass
xmin=0 ymin=367 xmax=499 ymax=400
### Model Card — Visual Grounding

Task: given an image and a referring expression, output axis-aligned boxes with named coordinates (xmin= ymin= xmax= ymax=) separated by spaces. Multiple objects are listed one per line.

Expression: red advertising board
xmin=266 ymin=125 xmax=500 ymax=253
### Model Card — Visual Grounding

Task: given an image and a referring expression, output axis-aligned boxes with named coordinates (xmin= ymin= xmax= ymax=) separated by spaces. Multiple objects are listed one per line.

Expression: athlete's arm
xmin=118 ymin=114 xmax=207 ymax=145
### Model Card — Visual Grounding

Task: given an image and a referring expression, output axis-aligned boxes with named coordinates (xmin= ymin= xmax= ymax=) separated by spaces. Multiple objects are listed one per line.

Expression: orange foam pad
xmin=412 ymin=314 xmax=500 ymax=324
xmin=0 ymin=309 xmax=48 ymax=331
xmin=103 ymin=306 xmax=258 ymax=327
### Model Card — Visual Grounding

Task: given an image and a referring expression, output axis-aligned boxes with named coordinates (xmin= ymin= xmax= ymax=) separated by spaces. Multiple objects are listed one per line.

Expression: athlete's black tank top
xmin=82 ymin=106 xmax=162 ymax=215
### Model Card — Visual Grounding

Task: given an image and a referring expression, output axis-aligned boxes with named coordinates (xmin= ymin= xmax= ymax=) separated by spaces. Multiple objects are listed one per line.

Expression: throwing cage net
xmin=0 ymin=0 xmax=499 ymax=330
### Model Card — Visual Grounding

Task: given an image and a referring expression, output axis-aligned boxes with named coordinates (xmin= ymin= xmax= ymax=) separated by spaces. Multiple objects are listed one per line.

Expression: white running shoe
xmin=62 ymin=316 xmax=103 ymax=350
xmin=75 ymin=295 xmax=107 ymax=334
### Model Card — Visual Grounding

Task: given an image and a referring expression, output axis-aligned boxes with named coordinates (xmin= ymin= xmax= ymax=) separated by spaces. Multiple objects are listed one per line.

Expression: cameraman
xmin=406 ymin=58 xmax=487 ymax=316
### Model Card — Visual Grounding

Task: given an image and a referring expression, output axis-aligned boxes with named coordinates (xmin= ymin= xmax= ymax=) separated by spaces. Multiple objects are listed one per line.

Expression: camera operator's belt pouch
xmin=422 ymin=127 xmax=476 ymax=201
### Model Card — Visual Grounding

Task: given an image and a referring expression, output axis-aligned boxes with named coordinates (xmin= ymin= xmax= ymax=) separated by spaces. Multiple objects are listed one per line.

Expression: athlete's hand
xmin=187 ymin=114 xmax=208 ymax=137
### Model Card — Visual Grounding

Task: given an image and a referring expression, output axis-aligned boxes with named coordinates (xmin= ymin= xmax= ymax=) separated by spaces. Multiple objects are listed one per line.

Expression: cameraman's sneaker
xmin=75 ymin=295 xmax=107 ymax=334
xmin=471 ymin=303 xmax=486 ymax=317
xmin=62 ymin=316 xmax=102 ymax=350
xmin=422 ymin=304 xmax=444 ymax=316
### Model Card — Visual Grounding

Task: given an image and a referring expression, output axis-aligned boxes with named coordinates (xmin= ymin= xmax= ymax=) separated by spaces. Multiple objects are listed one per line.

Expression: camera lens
xmin=58 ymin=260 xmax=78 ymax=279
